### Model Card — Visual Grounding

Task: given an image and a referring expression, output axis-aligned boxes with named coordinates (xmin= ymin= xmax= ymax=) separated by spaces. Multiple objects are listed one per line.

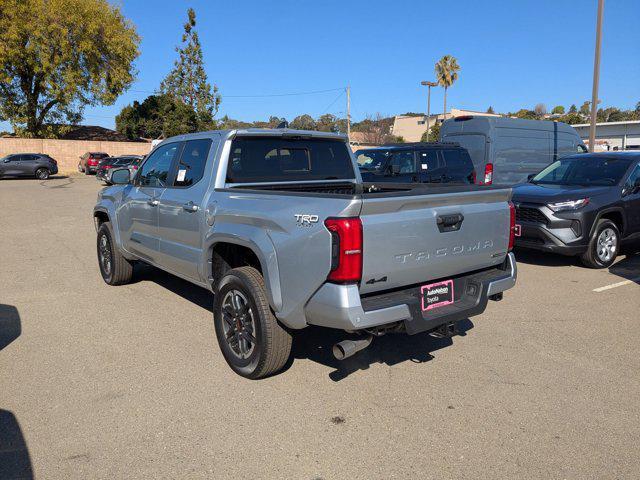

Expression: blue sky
xmin=4 ymin=0 xmax=640 ymax=130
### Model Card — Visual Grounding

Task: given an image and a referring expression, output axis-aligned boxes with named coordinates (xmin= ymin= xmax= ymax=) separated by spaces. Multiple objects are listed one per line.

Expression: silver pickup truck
xmin=94 ymin=129 xmax=517 ymax=378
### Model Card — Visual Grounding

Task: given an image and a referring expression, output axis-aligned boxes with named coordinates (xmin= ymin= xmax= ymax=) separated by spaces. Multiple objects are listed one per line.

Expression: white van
xmin=440 ymin=116 xmax=587 ymax=185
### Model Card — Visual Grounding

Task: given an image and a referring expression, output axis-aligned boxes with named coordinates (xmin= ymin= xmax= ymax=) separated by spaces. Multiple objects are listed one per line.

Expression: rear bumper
xmin=304 ymin=253 xmax=517 ymax=333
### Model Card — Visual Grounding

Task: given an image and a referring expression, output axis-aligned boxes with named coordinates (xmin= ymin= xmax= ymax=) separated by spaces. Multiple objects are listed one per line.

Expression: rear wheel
xmin=35 ymin=168 xmax=50 ymax=180
xmin=85 ymin=166 xmax=92 ymax=175
xmin=213 ymin=267 xmax=292 ymax=379
xmin=97 ymin=221 xmax=133 ymax=285
xmin=581 ymin=219 xmax=620 ymax=269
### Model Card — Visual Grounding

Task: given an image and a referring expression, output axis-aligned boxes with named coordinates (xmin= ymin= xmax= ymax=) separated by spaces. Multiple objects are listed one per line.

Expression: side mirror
xmin=110 ymin=168 xmax=131 ymax=185
xmin=527 ymin=173 xmax=536 ymax=182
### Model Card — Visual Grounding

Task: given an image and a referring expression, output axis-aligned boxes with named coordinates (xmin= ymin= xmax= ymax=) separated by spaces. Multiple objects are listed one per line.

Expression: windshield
xmin=356 ymin=150 xmax=390 ymax=171
xmin=532 ymin=156 xmax=633 ymax=186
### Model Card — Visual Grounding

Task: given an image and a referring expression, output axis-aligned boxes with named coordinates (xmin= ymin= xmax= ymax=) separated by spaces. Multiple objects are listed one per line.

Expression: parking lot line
xmin=593 ymin=278 xmax=640 ymax=292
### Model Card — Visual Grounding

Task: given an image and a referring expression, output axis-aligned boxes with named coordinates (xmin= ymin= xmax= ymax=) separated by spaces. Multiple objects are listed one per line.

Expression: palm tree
xmin=434 ymin=55 xmax=460 ymax=118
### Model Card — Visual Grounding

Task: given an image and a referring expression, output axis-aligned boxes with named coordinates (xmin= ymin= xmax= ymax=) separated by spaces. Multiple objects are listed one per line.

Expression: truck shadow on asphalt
xmin=0 ymin=410 xmax=34 ymax=480
xmin=130 ymin=264 xmax=477 ymax=381
xmin=288 ymin=320 xmax=474 ymax=382
xmin=0 ymin=304 xmax=21 ymax=351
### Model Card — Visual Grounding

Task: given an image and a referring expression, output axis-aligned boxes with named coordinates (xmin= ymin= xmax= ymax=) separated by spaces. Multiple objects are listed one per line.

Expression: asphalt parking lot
xmin=1 ymin=175 xmax=639 ymax=479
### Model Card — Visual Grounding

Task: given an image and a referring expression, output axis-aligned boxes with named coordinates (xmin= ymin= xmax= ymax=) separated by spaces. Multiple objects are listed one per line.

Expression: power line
xmin=320 ymin=90 xmax=345 ymax=115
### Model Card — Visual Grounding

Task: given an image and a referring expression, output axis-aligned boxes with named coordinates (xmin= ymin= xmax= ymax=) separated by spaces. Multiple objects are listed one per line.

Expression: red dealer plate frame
xmin=421 ymin=279 xmax=455 ymax=312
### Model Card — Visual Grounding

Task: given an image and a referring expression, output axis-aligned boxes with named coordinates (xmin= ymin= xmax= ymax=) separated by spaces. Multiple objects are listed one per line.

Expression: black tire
xmin=35 ymin=168 xmax=50 ymax=180
xmin=85 ymin=167 xmax=92 ymax=176
xmin=581 ymin=219 xmax=620 ymax=269
xmin=78 ymin=163 xmax=83 ymax=173
xmin=213 ymin=267 xmax=292 ymax=379
xmin=97 ymin=221 xmax=133 ymax=285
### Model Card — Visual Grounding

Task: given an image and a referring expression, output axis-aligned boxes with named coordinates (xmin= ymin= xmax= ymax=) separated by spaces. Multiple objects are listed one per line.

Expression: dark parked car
xmin=0 ymin=153 xmax=58 ymax=180
xmin=78 ymin=152 xmax=109 ymax=175
xmin=96 ymin=155 xmax=144 ymax=184
xmin=355 ymin=142 xmax=477 ymax=185
xmin=512 ymin=152 xmax=640 ymax=268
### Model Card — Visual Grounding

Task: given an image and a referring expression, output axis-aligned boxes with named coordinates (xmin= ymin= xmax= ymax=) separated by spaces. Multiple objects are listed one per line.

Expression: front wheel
xmin=213 ymin=267 xmax=292 ymax=379
xmin=581 ymin=219 xmax=620 ymax=269
xmin=35 ymin=168 xmax=50 ymax=180
xmin=97 ymin=221 xmax=133 ymax=285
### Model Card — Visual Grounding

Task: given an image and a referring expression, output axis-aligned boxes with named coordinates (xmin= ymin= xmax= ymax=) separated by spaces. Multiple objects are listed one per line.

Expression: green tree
xmin=569 ymin=104 xmax=578 ymax=114
xmin=486 ymin=106 xmax=495 ymax=114
xmin=290 ymin=114 xmax=317 ymax=131
xmin=514 ymin=109 xmax=538 ymax=120
xmin=552 ymin=105 xmax=565 ymax=115
xmin=434 ymin=55 xmax=460 ymax=116
xmin=579 ymin=101 xmax=591 ymax=117
xmin=557 ymin=113 xmax=583 ymax=125
xmin=116 ymin=94 xmax=198 ymax=140
xmin=317 ymin=114 xmax=339 ymax=132
xmin=160 ymin=8 xmax=221 ymax=129
xmin=0 ymin=0 xmax=139 ymax=137
xmin=421 ymin=122 xmax=441 ymax=142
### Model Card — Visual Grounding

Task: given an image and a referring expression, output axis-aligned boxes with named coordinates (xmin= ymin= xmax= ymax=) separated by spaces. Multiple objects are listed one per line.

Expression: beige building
xmin=391 ymin=108 xmax=501 ymax=142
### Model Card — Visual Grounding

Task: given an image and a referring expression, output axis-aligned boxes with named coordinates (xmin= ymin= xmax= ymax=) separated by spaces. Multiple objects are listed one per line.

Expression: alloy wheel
xmin=98 ymin=233 xmax=112 ymax=276
xmin=221 ymin=290 xmax=257 ymax=360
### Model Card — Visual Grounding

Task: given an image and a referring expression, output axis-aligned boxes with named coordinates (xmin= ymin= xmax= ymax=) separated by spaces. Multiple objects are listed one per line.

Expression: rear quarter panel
xmin=206 ymin=189 xmax=362 ymax=329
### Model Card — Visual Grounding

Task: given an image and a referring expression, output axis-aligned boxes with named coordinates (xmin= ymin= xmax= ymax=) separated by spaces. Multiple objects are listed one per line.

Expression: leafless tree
xmin=534 ymin=103 xmax=547 ymax=117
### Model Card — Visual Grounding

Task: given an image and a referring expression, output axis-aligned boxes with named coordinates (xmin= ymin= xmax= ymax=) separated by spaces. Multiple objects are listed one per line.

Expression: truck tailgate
xmin=359 ymin=188 xmax=512 ymax=295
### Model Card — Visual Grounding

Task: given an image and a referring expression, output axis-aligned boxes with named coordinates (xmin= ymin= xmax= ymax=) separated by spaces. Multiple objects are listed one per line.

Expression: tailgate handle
xmin=437 ymin=213 xmax=464 ymax=232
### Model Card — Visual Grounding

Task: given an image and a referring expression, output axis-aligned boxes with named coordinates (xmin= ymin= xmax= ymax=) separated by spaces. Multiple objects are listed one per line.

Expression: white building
xmin=572 ymin=120 xmax=640 ymax=151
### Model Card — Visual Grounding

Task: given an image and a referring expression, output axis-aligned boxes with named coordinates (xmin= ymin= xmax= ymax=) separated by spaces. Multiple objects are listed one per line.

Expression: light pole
xmin=589 ymin=0 xmax=605 ymax=152
xmin=421 ymin=81 xmax=437 ymax=141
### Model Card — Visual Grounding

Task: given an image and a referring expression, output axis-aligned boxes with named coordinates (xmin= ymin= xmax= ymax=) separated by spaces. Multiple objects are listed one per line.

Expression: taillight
xmin=324 ymin=217 xmax=363 ymax=283
xmin=484 ymin=163 xmax=493 ymax=185
xmin=508 ymin=201 xmax=516 ymax=251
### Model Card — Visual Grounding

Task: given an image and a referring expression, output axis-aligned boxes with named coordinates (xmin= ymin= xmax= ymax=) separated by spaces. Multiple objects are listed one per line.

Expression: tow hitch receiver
xmin=428 ymin=321 xmax=459 ymax=338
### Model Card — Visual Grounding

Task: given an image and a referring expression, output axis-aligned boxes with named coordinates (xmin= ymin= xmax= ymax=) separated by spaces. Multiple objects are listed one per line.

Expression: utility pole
xmin=589 ymin=0 xmax=605 ymax=152
xmin=421 ymin=81 xmax=437 ymax=141
xmin=346 ymin=85 xmax=351 ymax=141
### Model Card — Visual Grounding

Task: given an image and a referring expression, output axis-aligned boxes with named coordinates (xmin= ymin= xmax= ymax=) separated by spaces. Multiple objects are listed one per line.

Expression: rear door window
xmin=389 ymin=151 xmax=415 ymax=174
xmin=173 ymin=139 xmax=212 ymax=187
xmin=227 ymin=137 xmax=355 ymax=183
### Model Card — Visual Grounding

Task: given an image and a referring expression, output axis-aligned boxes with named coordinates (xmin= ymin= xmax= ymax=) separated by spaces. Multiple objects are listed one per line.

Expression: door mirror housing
xmin=527 ymin=173 xmax=536 ymax=182
xmin=110 ymin=168 xmax=131 ymax=185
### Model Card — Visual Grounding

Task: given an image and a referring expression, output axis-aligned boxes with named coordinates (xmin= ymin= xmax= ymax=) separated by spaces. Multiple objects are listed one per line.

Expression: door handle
xmin=183 ymin=201 xmax=199 ymax=212
xmin=147 ymin=199 xmax=159 ymax=207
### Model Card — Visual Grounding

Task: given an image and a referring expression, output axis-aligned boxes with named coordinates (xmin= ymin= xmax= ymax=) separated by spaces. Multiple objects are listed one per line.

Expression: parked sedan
xmin=0 ymin=153 xmax=58 ymax=180
xmin=512 ymin=152 xmax=640 ymax=268
xmin=96 ymin=155 xmax=144 ymax=184
xmin=78 ymin=152 xmax=109 ymax=175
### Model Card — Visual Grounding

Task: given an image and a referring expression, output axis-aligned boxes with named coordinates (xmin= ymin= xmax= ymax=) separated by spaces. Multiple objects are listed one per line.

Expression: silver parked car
xmin=94 ymin=129 xmax=517 ymax=378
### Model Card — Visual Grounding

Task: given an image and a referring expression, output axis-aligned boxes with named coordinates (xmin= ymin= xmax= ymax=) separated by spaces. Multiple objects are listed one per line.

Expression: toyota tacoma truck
xmin=94 ymin=129 xmax=517 ymax=379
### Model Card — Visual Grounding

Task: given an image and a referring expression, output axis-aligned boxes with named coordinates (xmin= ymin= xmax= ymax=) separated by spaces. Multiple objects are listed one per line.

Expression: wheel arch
xmin=591 ymin=207 xmax=626 ymax=237
xmin=204 ymin=228 xmax=282 ymax=313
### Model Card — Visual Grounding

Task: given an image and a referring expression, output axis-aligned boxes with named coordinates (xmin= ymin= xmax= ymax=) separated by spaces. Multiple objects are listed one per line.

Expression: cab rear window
xmin=227 ymin=137 xmax=355 ymax=183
